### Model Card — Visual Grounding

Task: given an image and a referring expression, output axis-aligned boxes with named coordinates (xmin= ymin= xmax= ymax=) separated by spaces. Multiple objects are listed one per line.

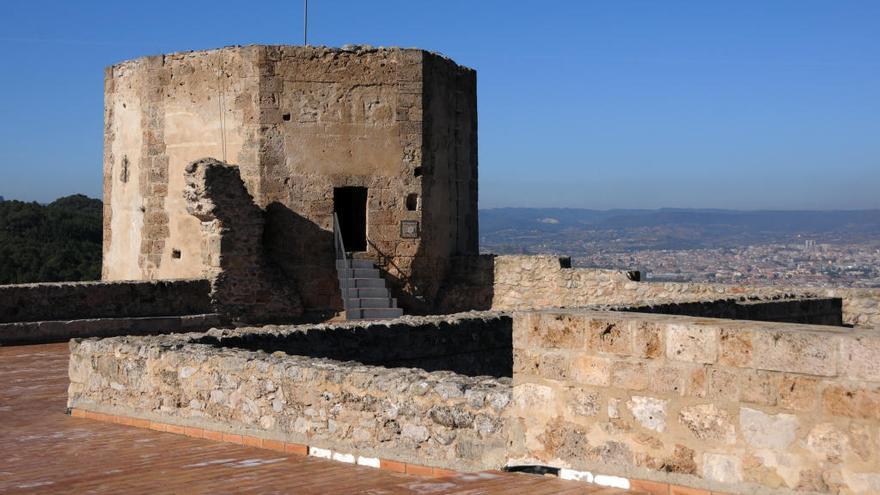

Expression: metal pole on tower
xmin=304 ymin=0 xmax=309 ymax=45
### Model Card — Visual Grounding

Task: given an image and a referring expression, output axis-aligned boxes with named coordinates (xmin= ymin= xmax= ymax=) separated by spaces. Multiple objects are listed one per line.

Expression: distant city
xmin=481 ymin=208 xmax=880 ymax=288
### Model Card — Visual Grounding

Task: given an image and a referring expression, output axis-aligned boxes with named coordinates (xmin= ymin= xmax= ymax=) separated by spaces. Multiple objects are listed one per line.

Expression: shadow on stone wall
xmin=433 ymin=254 xmax=496 ymax=314
xmin=197 ymin=315 xmax=513 ymax=378
xmin=264 ymin=202 xmax=340 ymax=316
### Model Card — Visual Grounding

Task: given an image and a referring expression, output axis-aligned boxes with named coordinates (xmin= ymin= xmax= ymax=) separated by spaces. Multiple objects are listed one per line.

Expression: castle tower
xmin=102 ymin=45 xmax=478 ymax=313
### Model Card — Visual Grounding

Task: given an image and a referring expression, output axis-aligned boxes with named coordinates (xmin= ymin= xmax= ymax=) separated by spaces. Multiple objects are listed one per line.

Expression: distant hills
xmin=480 ymin=207 xmax=880 ymax=253
xmin=482 ymin=208 xmax=880 ymax=234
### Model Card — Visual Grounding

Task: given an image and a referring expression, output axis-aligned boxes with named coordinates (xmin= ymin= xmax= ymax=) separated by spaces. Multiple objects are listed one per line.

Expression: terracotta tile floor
xmin=0 ymin=343 xmax=636 ymax=494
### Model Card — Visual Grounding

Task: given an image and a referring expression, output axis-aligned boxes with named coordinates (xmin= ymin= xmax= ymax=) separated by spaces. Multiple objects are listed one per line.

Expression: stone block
xmin=707 ymin=367 xmax=740 ymax=401
xmin=702 ymin=452 xmax=742 ymax=484
xmin=822 ymin=384 xmax=880 ymax=420
xmin=740 ymin=370 xmax=776 ymax=407
xmin=718 ymin=327 xmax=752 ymax=367
xmin=740 ymin=407 xmax=799 ymax=450
xmin=535 ymin=313 xmax=585 ymax=349
xmin=632 ymin=320 xmax=664 ymax=358
xmin=666 ymin=324 xmax=718 ymax=364
xmin=679 ymin=403 xmax=736 ymax=444
xmin=751 ymin=329 xmax=838 ymax=377
xmin=841 ymin=335 xmax=880 ymax=382
xmin=610 ymin=361 xmax=650 ymax=391
xmin=571 ymin=353 xmax=612 ymax=387
xmin=774 ymin=374 xmax=819 ymax=412
xmin=587 ymin=319 xmax=632 ymax=355
xmin=626 ymin=396 xmax=667 ymax=432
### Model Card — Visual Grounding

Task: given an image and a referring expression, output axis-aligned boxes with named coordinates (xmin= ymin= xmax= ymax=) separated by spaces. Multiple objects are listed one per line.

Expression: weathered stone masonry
xmin=103 ymin=46 xmax=478 ymax=315
xmin=69 ymin=308 xmax=880 ymax=494
xmin=184 ymin=158 xmax=302 ymax=322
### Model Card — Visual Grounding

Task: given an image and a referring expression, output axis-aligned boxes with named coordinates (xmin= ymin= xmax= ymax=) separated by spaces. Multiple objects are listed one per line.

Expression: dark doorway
xmin=333 ymin=187 xmax=368 ymax=252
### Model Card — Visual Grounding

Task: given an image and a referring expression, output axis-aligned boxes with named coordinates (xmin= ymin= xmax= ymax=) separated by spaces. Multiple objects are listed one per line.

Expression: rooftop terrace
xmin=0 ymin=343 xmax=634 ymax=494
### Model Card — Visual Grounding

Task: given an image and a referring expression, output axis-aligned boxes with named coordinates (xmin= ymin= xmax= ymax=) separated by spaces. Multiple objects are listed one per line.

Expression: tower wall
xmin=102 ymin=45 xmax=478 ymax=314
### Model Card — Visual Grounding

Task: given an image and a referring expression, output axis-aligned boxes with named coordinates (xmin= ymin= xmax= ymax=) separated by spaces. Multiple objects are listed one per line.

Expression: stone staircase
xmin=336 ymin=259 xmax=403 ymax=320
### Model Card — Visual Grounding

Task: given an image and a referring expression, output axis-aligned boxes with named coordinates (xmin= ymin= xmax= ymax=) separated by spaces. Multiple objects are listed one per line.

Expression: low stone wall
xmin=0 ymin=313 xmax=222 ymax=346
xmin=617 ymin=297 xmax=843 ymax=327
xmin=510 ymin=309 xmax=880 ymax=494
xmin=438 ymin=255 xmax=879 ymax=328
xmin=0 ymin=279 xmax=212 ymax=323
xmin=68 ymin=314 xmax=512 ymax=471
xmin=199 ymin=314 xmax=512 ymax=377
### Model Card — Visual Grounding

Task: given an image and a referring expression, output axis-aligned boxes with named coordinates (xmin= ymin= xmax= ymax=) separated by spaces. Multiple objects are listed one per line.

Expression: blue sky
xmin=0 ymin=1 xmax=878 ymax=209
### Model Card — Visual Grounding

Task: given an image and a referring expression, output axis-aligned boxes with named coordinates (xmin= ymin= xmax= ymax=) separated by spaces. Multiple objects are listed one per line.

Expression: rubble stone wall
xmin=198 ymin=314 xmax=512 ymax=377
xmin=0 ymin=279 xmax=211 ymax=323
xmin=509 ymin=309 xmax=880 ymax=494
xmin=183 ymin=158 xmax=302 ymax=322
xmin=67 ymin=315 xmax=512 ymax=471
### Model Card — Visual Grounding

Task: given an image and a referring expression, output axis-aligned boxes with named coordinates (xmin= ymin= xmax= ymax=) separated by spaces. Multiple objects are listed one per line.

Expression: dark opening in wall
xmin=406 ymin=193 xmax=419 ymax=211
xmin=282 ymin=113 xmax=291 ymax=121
xmin=198 ymin=315 xmax=514 ymax=378
xmin=413 ymin=167 xmax=423 ymax=177
xmin=172 ymin=249 xmax=182 ymax=259
xmin=333 ymin=187 xmax=368 ymax=252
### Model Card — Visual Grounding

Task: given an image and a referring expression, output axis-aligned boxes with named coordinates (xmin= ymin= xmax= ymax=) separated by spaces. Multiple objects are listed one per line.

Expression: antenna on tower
xmin=304 ymin=0 xmax=309 ymax=46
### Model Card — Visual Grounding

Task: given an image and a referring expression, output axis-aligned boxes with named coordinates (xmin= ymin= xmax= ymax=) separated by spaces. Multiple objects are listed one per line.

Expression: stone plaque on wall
xmin=400 ymin=220 xmax=420 ymax=239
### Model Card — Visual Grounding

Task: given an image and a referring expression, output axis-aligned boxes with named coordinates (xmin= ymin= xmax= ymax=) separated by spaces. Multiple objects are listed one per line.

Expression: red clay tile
xmin=222 ymin=433 xmax=244 ymax=444
xmin=670 ymin=485 xmax=710 ymax=495
xmin=380 ymin=459 xmax=406 ymax=473
xmin=183 ymin=427 xmax=204 ymax=438
xmin=284 ymin=443 xmax=308 ymax=456
xmin=263 ymin=439 xmax=284 ymax=452
xmin=432 ymin=467 xmax=458 ymax=477
xmin=149 ymin=422 xmax=167 ymax=432
xmin=202 ymin=430 xmax=223 ymax=442
xmin=165 ymin=424 xmax=185 ymax=435
xmin=130 ymin=418 xmax=150 ymax=429
xmin=631 ymin=479 xmax=670 ymax=495
xmin=405 ymin=464 xmax=434 ymax=476
xmin=70 ymin=408 xmax=86 ymax=418
xmin=242 ymin=436 xmax=262 ymax=448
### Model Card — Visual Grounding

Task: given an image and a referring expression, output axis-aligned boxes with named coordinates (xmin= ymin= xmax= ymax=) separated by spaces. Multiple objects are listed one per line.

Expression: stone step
xmin=346 ymin=297 xmax=397 ymax=309
xmin=343 ymin=287 xmax=389 ymax=299
xmin=337 ymin=268 xmax=380 ymax=279
xmin=336 ymin=259 xmax=375 ymax=270
xmin=347 ymin=307 xmax=404 ymax=320
xmin=339 ymin=278 xmax=386 ymax=289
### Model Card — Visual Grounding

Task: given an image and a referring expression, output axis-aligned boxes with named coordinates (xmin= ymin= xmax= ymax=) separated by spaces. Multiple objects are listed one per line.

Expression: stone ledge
xmin=0 ymin=313 xmax=223 ymax=345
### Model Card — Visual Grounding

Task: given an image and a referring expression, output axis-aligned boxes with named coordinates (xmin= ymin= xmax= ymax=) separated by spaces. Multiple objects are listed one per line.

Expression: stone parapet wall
xmin=509 ymin=309 xmax=880 ymax=494
xmin=617 ymin=297 xmax=843 ymax=327
xmin=438 ymin=255 xmax=880 ymax=328
xmin=0 ymin=314 xmax=221 ymax=345
xmin=0 ymin=279 xmax=212 ymax=323
xmin=67 ymin=315 xmax=512 ymax=471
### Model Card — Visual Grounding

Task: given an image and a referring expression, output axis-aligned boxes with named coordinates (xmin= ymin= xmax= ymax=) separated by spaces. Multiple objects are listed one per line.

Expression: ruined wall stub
xmin=103 ymin=45 xmax=478 ymax=313
xmin=184 ymin=158 xmax=302 ymax=321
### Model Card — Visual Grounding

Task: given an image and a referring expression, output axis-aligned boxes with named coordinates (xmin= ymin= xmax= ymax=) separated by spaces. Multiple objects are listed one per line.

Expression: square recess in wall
xmin=400 ymin=220 xmax=419 ymax=239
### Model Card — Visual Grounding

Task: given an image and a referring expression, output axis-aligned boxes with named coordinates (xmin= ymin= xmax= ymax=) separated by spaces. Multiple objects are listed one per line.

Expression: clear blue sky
xmin=1 ymin=1 xmax=878 ymax=209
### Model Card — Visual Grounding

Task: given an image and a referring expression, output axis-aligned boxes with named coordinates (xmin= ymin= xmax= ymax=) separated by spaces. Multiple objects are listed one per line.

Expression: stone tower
xmin=102 ymin=45 xmax=478 ymax=313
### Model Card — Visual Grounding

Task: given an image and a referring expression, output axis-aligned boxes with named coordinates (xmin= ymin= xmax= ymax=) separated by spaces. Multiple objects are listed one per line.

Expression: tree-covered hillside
xmin=0 ymin=195 xmax=102 ymax=284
